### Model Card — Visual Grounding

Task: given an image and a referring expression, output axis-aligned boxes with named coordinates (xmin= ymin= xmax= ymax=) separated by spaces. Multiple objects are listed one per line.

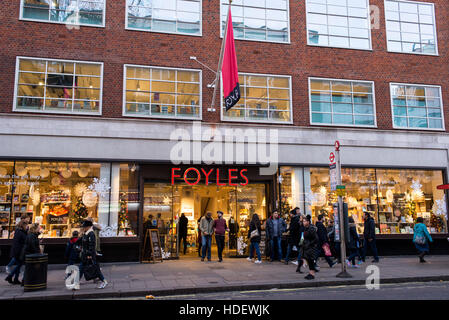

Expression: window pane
xmin=312 ymin=113 xmax=332 ymax=124
xmin=354 ymin=115 xmax=374 ymax=125
xmin=333 ymin=114 xmax=353 ymax=124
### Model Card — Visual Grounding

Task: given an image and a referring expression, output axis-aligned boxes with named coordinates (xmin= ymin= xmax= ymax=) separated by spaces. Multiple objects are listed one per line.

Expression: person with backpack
xmin=5 ymin=220 xmax=28 ymax=285
xmin=413 ymin=217 xmax=433 ymax=263
xmin=65 ymin=230 xmax=81 ymax=266
xmin=346 ymin=216 xmax=362 ymax=268
xmin=79 ymin=220 xmax=108 ymax=289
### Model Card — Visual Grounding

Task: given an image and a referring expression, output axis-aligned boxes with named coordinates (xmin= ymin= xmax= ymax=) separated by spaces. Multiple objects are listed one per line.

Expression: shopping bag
xmin=322 ymin=243 xmax=332 ymax=257
xmin=83 ymin=261 xmax=100 ymax=281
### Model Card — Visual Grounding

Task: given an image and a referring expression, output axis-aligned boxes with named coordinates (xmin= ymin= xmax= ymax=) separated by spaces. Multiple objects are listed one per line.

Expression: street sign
xmin=330 ymin=163 xmax=337 ymax=191
xmin=336 ymin=189 xmax=346 ymax=197
xmin=329 ymin=152 xmax=335 ymax=164
xmin=437 ymin=184 xmax=449 ymax=190
xmin=335 ymin=140 xmax=340 ymax=151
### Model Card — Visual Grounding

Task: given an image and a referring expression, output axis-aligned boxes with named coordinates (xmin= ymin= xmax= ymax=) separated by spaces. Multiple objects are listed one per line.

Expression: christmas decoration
xmin=88 ymin=178 xmax=111 ymax=198
xmin=237 ymin=236 xmax=247 ymax=255
xmin=118 ymin=192 xmax=131 ymax=229
xmin=74 ymin=183 xmax=87 ymax=197
xmin=99 ymin=224 xmax=118 ymax=237
xmin=410 ymin=180 xmax=422 ymax=193
xmin=432 ymin=198 xmax=447 ymax=217
xmin=71 ymin=197 xmax=88 ymax=225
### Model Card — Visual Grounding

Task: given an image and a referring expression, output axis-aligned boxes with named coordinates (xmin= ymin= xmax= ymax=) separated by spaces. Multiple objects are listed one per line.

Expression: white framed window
xmin=13 ymin=57 xmax=103 ymax=115
xmin=221 ymin=73 xmax=292 ymax=123
xmin=309 ymin=77 xmax=377 ymax=127
xmin=123 ymin=65 xmax=202 ymax=120
xmin=220 ymin=0 xmax=290 ymax=43
xmin=20 ymin=0 xmax=106 ymax=27
xmin=126 ymin=0 xmax=202 ymax=36
xmin=390 ymin=83 xmax=444 ymax=130
xmin=306 ymin=0 xmax=372 ymax=50
xmin=385 ymin=0 xmax=438 ymax=55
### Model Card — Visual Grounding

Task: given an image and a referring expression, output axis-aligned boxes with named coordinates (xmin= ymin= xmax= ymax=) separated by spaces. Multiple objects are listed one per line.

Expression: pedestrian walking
xmin=266 ymin=210 xmax=286 ymax=262
xmin=346 ymin=217 xmax=362 ymax=268
xmin=178 ymin=213 xmax=189 ymax=255
xmin=4 ymin=220 xmax=28 ymax=285
xmin=361 ymin=211 xmax=379 ymax=263
xmin=79 ymin=220 xmax=108 ymax=289
xmin=197 ymin=215 xmax=203 ymax=257
xmin=413 ymin=217 xmax=433 ymax=263
xmin=213 ymin=211 xmax=229 ymax=262
xmin=316 ymin=214 xmax=336 ymax=268
xmin=299 ymin=215 xmax=319 ymax=280
xmin=200 ymin=212 xmax=214 ymax=262
xmin=247 ymin=213 xmax=262 ymax=264
xmin=5 ymin=214 xmax=30 ymax=275
xmin=65 ymin=230 xmax=81 ymax=266
xmin=284 ymin=209 xmax=300 ymax=265
xmin=86 ymin=217 xmax=102 ymax=256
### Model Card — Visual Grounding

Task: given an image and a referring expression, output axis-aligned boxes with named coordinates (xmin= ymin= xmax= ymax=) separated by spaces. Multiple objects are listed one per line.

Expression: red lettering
xmin=228 ymin=169 xmax=238 ymax=186
xmin=240 ymin=169 xmax=249 ymax=186
xmin=200 ymin=168 xmax=214 ymax=185
xmin=184 ymin=167 xmax=201 ymax=186
xmin=216 ymin=168 xmax=226 ymax=186
xmin=171 ymin=168 xmax=181 ymax=185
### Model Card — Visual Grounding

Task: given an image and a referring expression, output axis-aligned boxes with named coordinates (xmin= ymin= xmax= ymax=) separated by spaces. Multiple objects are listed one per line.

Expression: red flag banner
xmin=222 ymin=7 xmax=240 ymax=111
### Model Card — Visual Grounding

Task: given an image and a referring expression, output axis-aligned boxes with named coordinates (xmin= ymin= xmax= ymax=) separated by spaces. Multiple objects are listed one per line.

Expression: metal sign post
xmin=334 ymin=141 xmax=352 ymax=278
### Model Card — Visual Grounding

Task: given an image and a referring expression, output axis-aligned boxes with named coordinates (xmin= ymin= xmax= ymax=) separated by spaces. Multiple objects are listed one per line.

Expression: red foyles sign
xmin=171 ymin=168 xmax=249 ymax=186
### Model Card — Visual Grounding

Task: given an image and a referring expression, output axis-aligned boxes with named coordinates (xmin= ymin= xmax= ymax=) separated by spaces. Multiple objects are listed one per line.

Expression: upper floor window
xmin=123 ymin=65 xmax=201 ymax=119
xmin=127 ymin=0 xmax=202 ymax=35
xmin=306 ymin=0 xmax=372 ymax=50
xmin=220 ymin=0 xmax=290 ymax=43
xmin=391 ymin=83 xmax=444 ymax=130
xmin=385 ymin=0 xmax=437 ymax=55
xmin=222 ymin=73 xmax=292 ymax=123
xmin=14 ymin=57 xmax=103 ymax=115
xmin=310 ymin=78 xmax=376 ymax=127
xmin=20 ymin=0 xmax=105 ymax=27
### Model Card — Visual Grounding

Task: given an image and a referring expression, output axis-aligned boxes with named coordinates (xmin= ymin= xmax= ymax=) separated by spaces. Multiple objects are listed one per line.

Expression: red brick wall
xmin=0 ymin=0 xmax=448 ymax=131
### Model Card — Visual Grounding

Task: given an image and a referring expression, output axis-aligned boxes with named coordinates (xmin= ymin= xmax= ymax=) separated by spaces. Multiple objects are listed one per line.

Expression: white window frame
xmin=308 ymin=77 xmax=378 ymax=128
xmin=122 ymin=64 xmax=203 ymax=120
xmin=384 ymin=0 xmax=438 ymax=56
xmin=19 ymin=0 xmax=106 ymax=28
xmin=389 ymin=82 xmax=445 ymax=131
xmin=13 ymin=56 xmax=104 ymax=116
xmin=305 ymin=0 xmax=372 ymax=51
xmin=219 ymin=1 xmax=291 ymax=44
xmin=125 ymin=0 xmax=203 ymax=37
xmin=220 ymin=72 xmax=293 ymax=124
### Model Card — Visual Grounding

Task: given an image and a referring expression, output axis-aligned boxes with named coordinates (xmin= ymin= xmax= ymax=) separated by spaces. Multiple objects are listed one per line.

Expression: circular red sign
xmin=335 ymin=140 xmax=340 ymax=151
xmin=329 ymin=152 xmax=335 ymax=163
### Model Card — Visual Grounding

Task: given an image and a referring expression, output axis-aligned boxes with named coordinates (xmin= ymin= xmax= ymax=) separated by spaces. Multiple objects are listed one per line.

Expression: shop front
xmin=280 ymin=166 xmax=449 ymax=254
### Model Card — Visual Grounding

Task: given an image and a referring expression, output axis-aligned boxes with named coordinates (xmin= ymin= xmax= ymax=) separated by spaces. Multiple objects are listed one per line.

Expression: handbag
xmin=83 ymin=260 xmax=100 ymax=281
xmin=250 ymin=229 xmax=260 ymax=239
xmin=414 ymin=235 xmax=426 ymax=245
xmin=322 ymin=243 xmax=332 ymax=257
xmin=298 ymin=233 xmax=304 ymax=246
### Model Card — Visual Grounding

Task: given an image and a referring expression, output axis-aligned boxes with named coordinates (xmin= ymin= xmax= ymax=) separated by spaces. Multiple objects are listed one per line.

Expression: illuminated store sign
xmin=171 ymin=168 xmax=249 ymax=186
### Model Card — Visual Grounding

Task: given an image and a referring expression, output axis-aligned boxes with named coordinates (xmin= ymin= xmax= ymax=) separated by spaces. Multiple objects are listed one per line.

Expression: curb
xmin=8 ymin=275 xmax=449 ymax=300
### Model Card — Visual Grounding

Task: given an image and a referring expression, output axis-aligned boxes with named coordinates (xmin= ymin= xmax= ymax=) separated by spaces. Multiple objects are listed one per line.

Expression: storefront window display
xmin=280 ymin=166 xmax=447 ymax=235
xmin=0 ymin=161 xmax=139 ymax=239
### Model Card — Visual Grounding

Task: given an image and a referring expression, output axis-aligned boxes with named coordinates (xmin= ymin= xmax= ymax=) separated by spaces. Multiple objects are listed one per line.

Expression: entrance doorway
xmin=142 ymin=182 xmax=268 ymax=260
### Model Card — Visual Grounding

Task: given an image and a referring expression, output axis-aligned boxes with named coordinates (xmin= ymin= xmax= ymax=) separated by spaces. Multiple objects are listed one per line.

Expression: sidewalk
xmin=1 ymin=255 xmax=449 ymax=300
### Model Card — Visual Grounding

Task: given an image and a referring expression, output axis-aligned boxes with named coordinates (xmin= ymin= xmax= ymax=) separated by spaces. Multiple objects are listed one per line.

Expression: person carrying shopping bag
xmin=413 ymin=217 xmax=433 ymax=263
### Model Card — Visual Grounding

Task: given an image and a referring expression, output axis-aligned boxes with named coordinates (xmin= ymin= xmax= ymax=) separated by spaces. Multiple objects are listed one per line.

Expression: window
xmin=124 ymin=65 xmax=201 ymax=119
xmin=222 ymin=73 xmax=292 ymax=123
xmin=391 ymin=83 xmax=443 ymax=130
xmin=220 ymin=0 xmax=290 ymax=43
xmin=14 ymin=57 xmax=103 ymax=115
xmin=306 ymin=0 xmax=372 ymax=50
xmin=385 ymin=0 xmax=437 ymax=55
xmin=127 ymin=0 xmax=201 ymax=35
xmin=21 ymin=0 xmax=105 ymax=27
xmin=309 ymin=78 xmax=376 ymax=127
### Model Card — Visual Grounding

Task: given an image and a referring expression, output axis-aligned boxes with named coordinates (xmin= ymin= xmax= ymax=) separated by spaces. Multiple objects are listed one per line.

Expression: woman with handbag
xmin=5 ymin=220 xmax=28 ymax=285
xmin=247 ymin=214 xmax=262 ymax=264
xmin=413 ymin=217 xmax=433 ymax=263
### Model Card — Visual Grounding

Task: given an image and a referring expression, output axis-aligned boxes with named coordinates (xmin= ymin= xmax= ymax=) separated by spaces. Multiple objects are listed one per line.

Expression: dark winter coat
xmin=81 ymin=229 xmax=96 ymax=262
xmin=286 ymin=215 xmax=300 ymax=245
xmin=248 ymin=219 xmax=262 ymax=243
xmin=316 ymin=221 xmax=330 ymax=246
xmin=300 ymin=225 xmax=319 ymax=260
xmin=363 ymin=216 xmax=376 ymax=240
xmin=23 ymin=232 xmax=40 ymax=257
xmin=348 ymin=224 xmax=360 ymax=249
xmin=65 ymin=237 xmax=81 ymax=263
xmin=10 ymin=228 xmax=27 ymax=261
xmin=266 ymin=217 xmax=287 ymax=239
xmin=178 ymin=215 xmax=189 ymax=237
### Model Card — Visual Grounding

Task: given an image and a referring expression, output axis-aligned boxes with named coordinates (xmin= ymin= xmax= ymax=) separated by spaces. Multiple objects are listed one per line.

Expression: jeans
xmin=9 ymin=260 xmax=23 ymax=280
xmin=215 ymin=235 xmax=225 ymax=260
xmin=79 ymin=259 xmax=105 ymax=282
xmin=7 ymin=257 xmax=16 ymax=268
xmin=347 ymin=248 xmax=360 ymax=265
xmin=201 ymin=235 xmax=212 ymax=260
xmin=179 ymin=234 xmax=187 ymax=254
xmin=284 ymin=243 xmax=300 ymax=263
xmin=270 ymin=237 xmax=282 ymax=261
xmin=362 ymin=239 xmax=379 ymax=261
xmin=249 ymin=242 xmax=261 ymax=261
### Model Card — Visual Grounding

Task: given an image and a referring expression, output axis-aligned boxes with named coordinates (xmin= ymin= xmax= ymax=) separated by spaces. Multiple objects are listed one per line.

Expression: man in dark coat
xmin=300 ymin=215 xmax=319 ymax=280
xmin=284 ymin=209 xmax=300 ymax=264
xmin=178 ymin=213 xmax=189 ymax=255
xmin=361 ymin=212 xmax=379 ymax=263
xmin=266 ymin=210 xmax=286 ymax=262
xmin=316 ymin=214 xmax=336 ymax=268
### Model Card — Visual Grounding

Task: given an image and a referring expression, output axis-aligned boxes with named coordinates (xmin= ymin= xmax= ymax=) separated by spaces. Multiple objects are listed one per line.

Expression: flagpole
xmin=208 ymin=0 xmax=232 ymax=112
